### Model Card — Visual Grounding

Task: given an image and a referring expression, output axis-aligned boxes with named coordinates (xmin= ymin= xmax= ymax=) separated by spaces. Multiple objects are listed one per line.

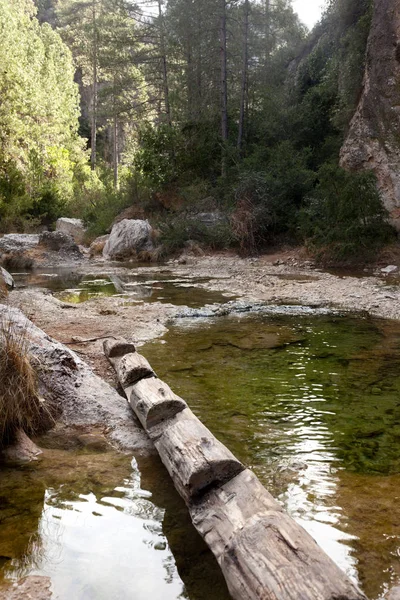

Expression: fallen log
xmin=112 ymin=353 xmax=155 ymax=388
xmin=103 ymin=337 xmax=136 ymax=359
xmin=104 ymin=337 xmax=367 ymax=600
xmin=126 ymin=377 xmax=186 ymax=429
xmin=190 ymin=469 xmax=365 ymax=600
xmin=151 ymin=408 xmax=244 ymax=502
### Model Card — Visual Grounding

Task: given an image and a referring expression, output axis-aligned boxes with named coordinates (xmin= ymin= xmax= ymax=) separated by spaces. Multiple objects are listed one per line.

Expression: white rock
xmin=0 ymin=266 xmax=14 ymax=290
xmin=56 ymin=218 xmax=86 ymax=244
xmin=381 ymin=265 xmax=398 ymax=274
xmin=0 ymin=233 xmax=39 ymax=253
xmin=103 ymin=219 xmax=154 ymax=260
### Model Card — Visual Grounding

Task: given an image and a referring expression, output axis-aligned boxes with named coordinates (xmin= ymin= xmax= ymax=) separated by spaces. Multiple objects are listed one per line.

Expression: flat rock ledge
xmin=0 ymin=304 xmax=153 ymax=454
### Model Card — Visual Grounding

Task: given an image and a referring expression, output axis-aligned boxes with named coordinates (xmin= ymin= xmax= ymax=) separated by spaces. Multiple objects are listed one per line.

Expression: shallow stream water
xmin=141 ymin=312 xmax=400 ymax=599
xmin=11 ymin=268 xmax=234 ymax=307
xmin=2 ymin=273 xmax=400 ymax=598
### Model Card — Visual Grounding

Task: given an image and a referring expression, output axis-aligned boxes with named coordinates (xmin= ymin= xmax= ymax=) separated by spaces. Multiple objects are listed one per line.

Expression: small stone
xmin=381 ymin=265 xmax=398 ymax=274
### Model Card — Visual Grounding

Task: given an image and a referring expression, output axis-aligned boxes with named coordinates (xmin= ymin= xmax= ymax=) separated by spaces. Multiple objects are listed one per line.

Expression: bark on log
xmin=111 ymin=353 xmax=155 ymax=388
xmin=103 ymin=337 xmax=136 ymax=359
xmin=103 ymin=337 xmax=367 ymax=600
xmin=152 ymin=408 xmax=244 ymax=503
xmin=190 ymin=469 xmax=366 ymax=600
xmin=126 ymin=377 xmax=186 ymax=429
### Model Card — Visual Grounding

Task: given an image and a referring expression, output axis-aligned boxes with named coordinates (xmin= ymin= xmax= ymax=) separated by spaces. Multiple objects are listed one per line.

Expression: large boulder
xmin=56 ymin=218 xmax=86 ymax=244
xmin=0 ymin=234 xmax=39 ymax=254
xmin=39 ymin=231 xmax=82 ymax=256
xmin=0 ymin=266 xmax=14 ymax=290
xmin=103 ymin=219 xmax=154 ymax=260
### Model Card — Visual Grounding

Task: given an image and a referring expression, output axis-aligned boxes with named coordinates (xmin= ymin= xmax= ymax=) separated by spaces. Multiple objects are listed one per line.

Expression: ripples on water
xmin=2 ymin=311 xmax=400 ymax=599
xmin=142 ymin=313 xmax=400 ymax=599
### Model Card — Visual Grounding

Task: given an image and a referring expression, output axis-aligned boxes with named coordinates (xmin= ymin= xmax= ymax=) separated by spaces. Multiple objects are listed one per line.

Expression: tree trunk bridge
xmin=104 ymin=337 xmax=367 ymax=600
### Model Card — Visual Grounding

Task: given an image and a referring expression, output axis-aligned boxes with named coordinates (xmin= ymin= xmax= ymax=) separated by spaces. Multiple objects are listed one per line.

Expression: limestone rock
xmin=103 ymin=219 xmax=154 ymax=260
xmin=381 ymin=265 xmax=398 ymax=274
xmin=1 ymin=429 xmax=42 ymax=463
xmin=340 ymin=0 xmax=400 ymax=228
xmin=0 ymin=305 xmax=153 ymax=453
xmin=0 ymin=234 xmax=39 ymax=254
xmin=386 ymin=586 xmax=400 ymax=600
xmin=56 ymin=218 xmax=86 ymax=244
xmin=0 ymin=266 xmax=14 ymax=290
xmin=89 ymin=234 xmax=109 ymax=257
xmin=39 ymin=231 xmax=82 ymax=256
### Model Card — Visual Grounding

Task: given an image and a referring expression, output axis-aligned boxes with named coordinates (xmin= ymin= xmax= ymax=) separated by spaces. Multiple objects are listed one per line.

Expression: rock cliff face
xmin=340 ymin=0 xmax=400 ymax=228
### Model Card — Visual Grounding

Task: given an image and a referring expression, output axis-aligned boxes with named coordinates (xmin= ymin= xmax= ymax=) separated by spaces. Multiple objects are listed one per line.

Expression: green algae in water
xmin=0 ymin=445 xmax=230 ymax=600
xmin=140 ymin=313 xmax=400 ymax=599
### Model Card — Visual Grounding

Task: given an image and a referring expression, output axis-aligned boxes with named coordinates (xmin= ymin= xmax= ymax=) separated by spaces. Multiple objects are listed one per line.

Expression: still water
xmin=2 ymin=310 xmax=400 ymax=598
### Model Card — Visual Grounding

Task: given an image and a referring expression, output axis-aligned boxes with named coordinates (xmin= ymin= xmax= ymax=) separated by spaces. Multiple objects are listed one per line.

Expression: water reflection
xmin=141 ymin=313 xmax=400 ymax=598
xmin=12 ymin=269 xmax=234 ymax=307
xmin=0 ymin=446 xmax=229 ymax=600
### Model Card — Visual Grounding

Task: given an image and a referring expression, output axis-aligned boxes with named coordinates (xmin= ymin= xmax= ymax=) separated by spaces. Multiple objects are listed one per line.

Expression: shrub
xmin=299 ymin=165 xmax=395 ymax=264
xmin=0 ymin=316 xmax=54 ymax=446
xmin=158 ymin=213 xmax=233 ymax=256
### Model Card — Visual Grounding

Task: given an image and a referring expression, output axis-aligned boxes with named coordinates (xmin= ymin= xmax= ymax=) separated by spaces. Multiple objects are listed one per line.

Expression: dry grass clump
xmin=231 ymin=197 xmax=257 ymax=256
xmin=0 ymin=317 xmax=52 ymax=446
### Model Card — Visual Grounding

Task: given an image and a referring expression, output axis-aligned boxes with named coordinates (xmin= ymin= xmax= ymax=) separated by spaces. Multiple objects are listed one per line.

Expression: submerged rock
xmin=103 ymin=219 xmax=154 ymax=260
xmin=56 ymin=217 xmax=86 ymax=244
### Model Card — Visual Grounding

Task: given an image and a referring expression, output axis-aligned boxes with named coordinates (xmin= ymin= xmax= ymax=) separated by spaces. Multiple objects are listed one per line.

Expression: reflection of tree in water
xmin=0 ymin=444 xmax=131 ymax=586
xmin=137 ymin=454 xmax=231 ymax=600
xmin=334 ymin=469 xmax=400 ymax=599
xmin=0 ymin=464 xmax=46 ymax=583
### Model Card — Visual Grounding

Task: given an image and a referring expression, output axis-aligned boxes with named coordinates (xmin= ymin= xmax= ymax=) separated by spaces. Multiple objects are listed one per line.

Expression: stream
xmin=1 ymin=268 xmax=400 ymax=598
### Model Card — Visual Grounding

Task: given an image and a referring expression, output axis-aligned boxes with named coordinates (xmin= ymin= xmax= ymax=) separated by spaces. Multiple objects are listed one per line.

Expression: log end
xmin=103 ymin=337 xmax=136 ymax=359
xmin=137 ymin=397 xmax=186 ymax=430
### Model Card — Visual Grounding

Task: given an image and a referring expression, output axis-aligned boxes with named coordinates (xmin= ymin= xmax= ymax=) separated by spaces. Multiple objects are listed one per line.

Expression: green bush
xmin=158 ymin=213 xmax=233 ymax=256
xmin=299 ymin=165 xmax=394 ymax=263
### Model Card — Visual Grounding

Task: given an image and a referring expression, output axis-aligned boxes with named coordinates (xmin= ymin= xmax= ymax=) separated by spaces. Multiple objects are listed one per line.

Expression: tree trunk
xmin=238 ymin=0 xmax=250 ymax=154
xmin=158 ymin=0 xmax=172 ymax=126
xmin=91 ymin=0 xmax=98 ymax=171
xmin=220 ymin=0 xmax=228 ymax=177
xmin=113 ymin=112 xmax=119 ymax=190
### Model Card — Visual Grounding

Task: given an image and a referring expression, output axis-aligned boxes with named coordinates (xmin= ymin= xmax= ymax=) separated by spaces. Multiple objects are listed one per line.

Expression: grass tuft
xmin=0 ymin=317 xmax=54 ymax=446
